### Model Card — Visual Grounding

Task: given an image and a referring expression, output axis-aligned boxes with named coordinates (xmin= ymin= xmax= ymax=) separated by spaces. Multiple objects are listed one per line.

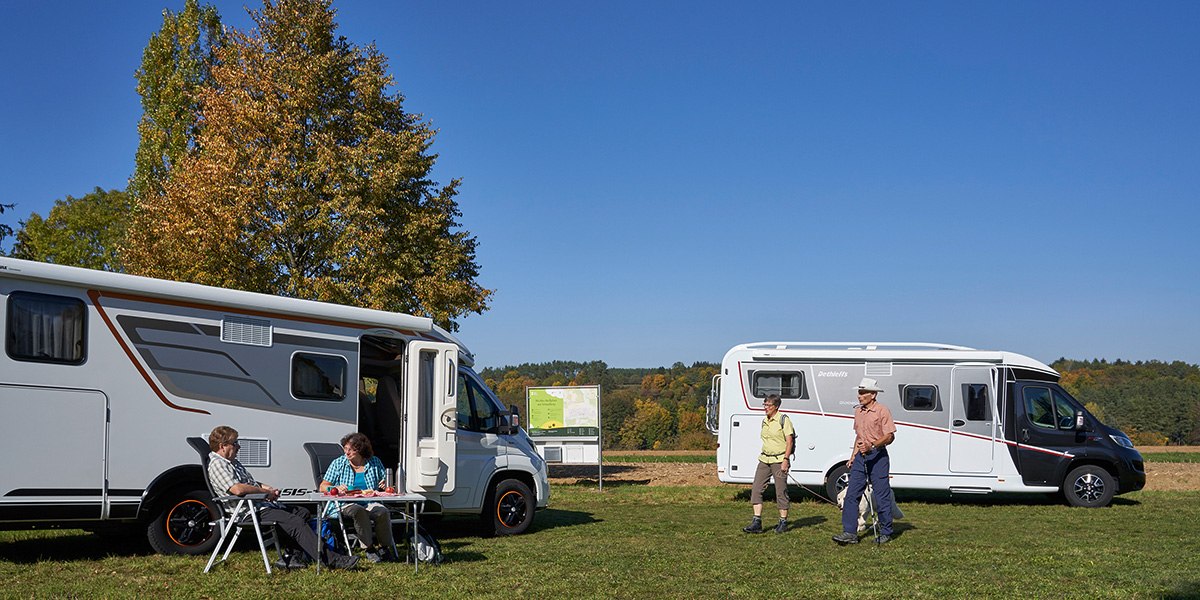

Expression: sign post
xmin=526 ymin=385 xmax=603 ymax=490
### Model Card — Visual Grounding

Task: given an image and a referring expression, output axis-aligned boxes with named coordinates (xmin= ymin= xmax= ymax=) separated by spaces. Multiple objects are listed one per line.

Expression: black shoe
xmin=364 ymin=548 xmax=384 ymax=563
xmin=832 ymin=531 xmax=859 ymax=545
xmin=774 ymin=520 xmax=788 ymax=534
xmin=874 ymin=534 xmax=891 ymax=545
xmin=326 ymin=554 xmax=360 ymax=570
xmin=742 ymin=518 xmax=763 ymax=533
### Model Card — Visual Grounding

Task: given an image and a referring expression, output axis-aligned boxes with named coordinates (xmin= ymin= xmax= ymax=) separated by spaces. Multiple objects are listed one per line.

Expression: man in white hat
xmin=833 ymin=377 xmax=897 ymax=545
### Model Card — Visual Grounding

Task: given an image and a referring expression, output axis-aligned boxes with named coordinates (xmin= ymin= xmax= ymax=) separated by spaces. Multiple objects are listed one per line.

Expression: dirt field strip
xmin=552 ymin=447 xmax=1200 ymax=489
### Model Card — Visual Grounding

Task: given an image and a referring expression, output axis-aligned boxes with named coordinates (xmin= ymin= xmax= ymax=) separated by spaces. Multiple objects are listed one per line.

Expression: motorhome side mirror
xmin=497 ymin=405 xmax=521 ymax=435
xmin=1075 ymin=410 xmax=1087 ymax=431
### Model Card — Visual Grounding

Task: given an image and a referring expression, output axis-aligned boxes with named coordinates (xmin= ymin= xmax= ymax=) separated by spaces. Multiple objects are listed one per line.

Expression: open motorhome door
xmin=404 ymin=341 xmax=458 ymax=494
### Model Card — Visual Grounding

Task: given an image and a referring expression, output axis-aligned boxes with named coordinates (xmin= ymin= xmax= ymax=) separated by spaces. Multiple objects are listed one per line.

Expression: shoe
xmin=832 ymin=531 xmax=859 ymax=545
xmin=364 ymin=548 xmax=384 ymax=563
xmin=774 ymin=520 xmax=788 ymax=534
xmin=874 ymin=535 xmax=891 ymax=545
xmin=326 ymin=554 xmax=360 ymax=570
xmin=742 ymin=518 xmax=763 ymax=533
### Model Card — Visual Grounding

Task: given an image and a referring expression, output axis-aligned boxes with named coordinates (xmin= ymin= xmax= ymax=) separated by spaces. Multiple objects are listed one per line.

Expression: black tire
xmin=825 ymin=464 xmax=850 ymax=502
xmin=147 ymin=488 xmax=220 ymax=555
xmin=1063 ymin=465 xmax=1116 ymax=508
xmin=485 ymin=479 xmax=534 ymax=536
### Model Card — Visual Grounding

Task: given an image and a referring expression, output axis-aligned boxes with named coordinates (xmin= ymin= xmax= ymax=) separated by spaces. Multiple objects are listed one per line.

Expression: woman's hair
xmin=209 ymin=425 xmax=239 ymax=452
xmin=764 ymin=394 xmax=782 ymax=407
xmin=341 ymin=432 xmax=375 ymax=459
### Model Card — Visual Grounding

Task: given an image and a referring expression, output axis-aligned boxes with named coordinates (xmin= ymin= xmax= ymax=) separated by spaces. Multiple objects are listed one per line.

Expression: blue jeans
xmin=841 ymin=448 xmax=893 ymax=536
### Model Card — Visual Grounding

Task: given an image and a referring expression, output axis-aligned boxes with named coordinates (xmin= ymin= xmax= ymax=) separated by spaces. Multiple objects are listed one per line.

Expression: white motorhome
xmin=0 ymin=257 xmax=548 ymax=554
xmin=707 ymin=342 xmax=1145 ymax=507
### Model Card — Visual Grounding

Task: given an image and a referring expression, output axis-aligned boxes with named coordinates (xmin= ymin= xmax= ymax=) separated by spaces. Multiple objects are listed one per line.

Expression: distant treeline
xmin=1054 ymin=358 xmax=1200 ymax=446
xmin=479 ymin=361 xmax=718 ymax=450
xmin=481 ymin=358 xmax=1200 ymax=450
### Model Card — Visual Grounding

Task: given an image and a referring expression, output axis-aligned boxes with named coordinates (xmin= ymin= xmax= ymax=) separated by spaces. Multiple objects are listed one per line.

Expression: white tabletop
xmin=284 ymin=492 xmax=425 ymax=503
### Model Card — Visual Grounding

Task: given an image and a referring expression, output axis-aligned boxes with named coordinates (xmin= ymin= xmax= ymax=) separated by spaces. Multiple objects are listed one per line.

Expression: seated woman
xmin=319 ymin=432 xmax=396 ymax=562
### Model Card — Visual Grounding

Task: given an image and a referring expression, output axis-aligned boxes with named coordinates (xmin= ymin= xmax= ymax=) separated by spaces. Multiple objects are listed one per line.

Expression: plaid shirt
xmin=207 ymin=452 xmax=283 ymax=512
xmin=321 ymin=455 xmax=387 ymax=517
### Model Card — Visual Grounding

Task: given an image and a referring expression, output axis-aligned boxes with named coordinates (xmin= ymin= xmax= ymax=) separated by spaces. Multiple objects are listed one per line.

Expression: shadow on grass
xmin=0 ymin=530 xmax=154 ymax=563
xmin=549 ymin=464 xmax=648 ymax=487
xmin=425 ymin=507 xmax=599 ymax=539
xmin=784 ymin=514 xmax=828 ymax=531
xmin=891 ymin=490 xmax=1142 ymax=508
xmin=527 ymin=508 xmax=600 ymax=533
xmin=1162 ymin=581 xmax=1200 ymax=599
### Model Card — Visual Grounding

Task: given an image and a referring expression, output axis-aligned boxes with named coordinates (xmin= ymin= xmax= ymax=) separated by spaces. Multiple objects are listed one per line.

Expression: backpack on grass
xmin=411 ymin=523 xmax=443 ymax=564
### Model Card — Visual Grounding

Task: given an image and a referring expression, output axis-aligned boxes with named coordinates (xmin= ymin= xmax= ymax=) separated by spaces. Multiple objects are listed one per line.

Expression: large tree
xmin=10 ymin=188 xmax=132 ymax=271
xmin=130 ymin=0 xmax=224 ymax=204
xmin=124 ymin=0 xmax=491 ymax=330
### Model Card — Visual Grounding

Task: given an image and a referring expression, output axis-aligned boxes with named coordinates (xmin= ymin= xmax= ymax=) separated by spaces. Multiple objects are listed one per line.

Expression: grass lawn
xmin=2 ymin=483 xmax=1197 ymax=599
xmin=1141 ymin=452 xmax=1200 ymax=463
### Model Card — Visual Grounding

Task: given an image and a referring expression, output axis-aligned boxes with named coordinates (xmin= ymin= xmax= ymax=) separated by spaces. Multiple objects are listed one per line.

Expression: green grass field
xmin=1 ymin=483 xmax=1197 ymax=599
xmin=608 ymin=451 xmax=1198 ymax=463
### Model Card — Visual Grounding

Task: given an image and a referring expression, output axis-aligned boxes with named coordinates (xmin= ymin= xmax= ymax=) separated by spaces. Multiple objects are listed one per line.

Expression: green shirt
xmin=759 ymin=413 xmax=795 ymax=464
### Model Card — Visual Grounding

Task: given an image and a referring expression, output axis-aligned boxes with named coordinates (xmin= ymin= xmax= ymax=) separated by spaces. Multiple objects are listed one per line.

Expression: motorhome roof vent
xmin=865 ymin=362 xmax=893 ymax=377
xmin=221 ymin=316 xmax=272 ymax=347
xmin=235 ymin=438 xmax=270 ymax=467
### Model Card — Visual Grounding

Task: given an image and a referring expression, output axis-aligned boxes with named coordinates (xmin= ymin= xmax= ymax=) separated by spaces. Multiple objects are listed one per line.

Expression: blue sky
xmin=2 ymin=2 xmax=1198 ymax=368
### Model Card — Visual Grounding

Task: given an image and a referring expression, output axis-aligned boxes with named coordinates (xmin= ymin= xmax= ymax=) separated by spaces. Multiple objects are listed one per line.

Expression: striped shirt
xmin=207 ymin=452 xmax=282 ymax=513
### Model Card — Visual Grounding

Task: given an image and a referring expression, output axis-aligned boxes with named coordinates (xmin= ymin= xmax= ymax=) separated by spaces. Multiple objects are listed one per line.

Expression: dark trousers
xmin=841 ymin=448 xmax=893 ymax=536
xmin=259 ymin=505 xmax=345 ymax=563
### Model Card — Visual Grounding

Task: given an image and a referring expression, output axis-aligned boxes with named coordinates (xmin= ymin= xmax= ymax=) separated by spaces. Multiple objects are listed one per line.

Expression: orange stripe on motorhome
xmin=89 ymin=289 xmax=210 ymax=415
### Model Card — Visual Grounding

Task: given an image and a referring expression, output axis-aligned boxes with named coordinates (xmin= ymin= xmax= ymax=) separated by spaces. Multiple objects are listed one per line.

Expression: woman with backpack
xmin=743 ymin=394 xmax=796 ymax=534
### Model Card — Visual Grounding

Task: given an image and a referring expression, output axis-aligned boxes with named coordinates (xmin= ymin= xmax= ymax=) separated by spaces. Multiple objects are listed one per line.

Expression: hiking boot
xmin=832 ymin=531 xmax=859 ymax=545
xmin=364 ymin=548 xmax=384 ymax=563
xmin=326 ymin=554 xmax=360 ymax=570
xmin=874 ymin=534 xmax=891 ymax=545
xmin=742 ymin=518 xmax=763 ymax=533
xmin=774 ymin=519 xmax=788 ymax=534
xmin=275 ymin=551 xmax=309 ymax=569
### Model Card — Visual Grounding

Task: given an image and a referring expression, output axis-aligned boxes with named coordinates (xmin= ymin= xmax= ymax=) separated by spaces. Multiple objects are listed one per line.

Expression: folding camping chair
xmin=303 ymin=442 xmax=358 ymax=552
xmin=187 ymin=437 xmax=284 ymax=574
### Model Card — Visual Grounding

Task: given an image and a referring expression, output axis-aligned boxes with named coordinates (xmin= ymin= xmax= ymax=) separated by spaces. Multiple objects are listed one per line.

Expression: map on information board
xmin=527 ymin=386 xmax=600 ymax=438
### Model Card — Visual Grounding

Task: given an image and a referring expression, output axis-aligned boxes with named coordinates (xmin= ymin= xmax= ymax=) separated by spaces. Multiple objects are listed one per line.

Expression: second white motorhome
xmin=0 ymin=257 xmax=549 ymax=554
xmin=707 ymin=342 xmax=1145 ymax=507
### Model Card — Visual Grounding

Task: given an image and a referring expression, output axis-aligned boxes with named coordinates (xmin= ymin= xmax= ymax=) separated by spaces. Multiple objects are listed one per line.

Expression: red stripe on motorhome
xmin=733 ymin=360 xmax=1073 ymax=458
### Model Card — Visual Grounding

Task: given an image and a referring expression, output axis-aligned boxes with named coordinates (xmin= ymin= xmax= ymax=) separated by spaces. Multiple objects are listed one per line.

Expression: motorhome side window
xmin=291 ymin=352 xmax=347 ymax=401
xmin=457 ymin=373 xmax=503 ymax=433
xmin=750 ymin=371 xmax=807 ymax=399
xmin=963 ymin=384 xmax=991 ymax=421
xmin=6 ymin=291 xmax=87 ymax=365
xmin=1023 ymin=386 xmax=1075 ymax=430
xmin=902 ymin=385 xmax=939 ymax=411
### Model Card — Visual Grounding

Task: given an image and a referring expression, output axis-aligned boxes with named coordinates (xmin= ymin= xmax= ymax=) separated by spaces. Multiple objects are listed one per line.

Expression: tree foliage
xmin=1055 ymin=358 xmax=1200 ymax=445
xmin=124 ymin=0 xmax=491 ymax=330
xmin=0 ymin=202 xmax=14 ymax=250
xmin=130 ymin=0 xmax=224 ymax=204
xmin=481 ymin=361 xmax=718 ymax=450
xmin=10 ymin=188 xmax=132 ymax=271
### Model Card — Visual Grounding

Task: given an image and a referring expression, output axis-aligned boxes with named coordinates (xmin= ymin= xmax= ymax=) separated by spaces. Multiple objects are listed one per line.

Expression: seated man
xmin=206 ymin=425 xmax=358 ymax=570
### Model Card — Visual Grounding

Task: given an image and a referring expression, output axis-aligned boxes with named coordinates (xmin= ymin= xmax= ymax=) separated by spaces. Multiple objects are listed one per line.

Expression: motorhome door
xmin=949 ymin=366 xmax=997 ymax=473
xmin=404 ymin=341 xmax=458 ymax=493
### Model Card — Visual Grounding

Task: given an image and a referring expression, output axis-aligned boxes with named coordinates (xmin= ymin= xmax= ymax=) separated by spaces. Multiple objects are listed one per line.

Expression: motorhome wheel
xmin=147 ymin=489 xmax=220 ymax=555
xmin=825 ymin=465 xmax=850 ymax=502
xmin=1063 ymin=465 xmax=1115 ymax=508
xmin=488 ymin=479 xmax=534 ymax=536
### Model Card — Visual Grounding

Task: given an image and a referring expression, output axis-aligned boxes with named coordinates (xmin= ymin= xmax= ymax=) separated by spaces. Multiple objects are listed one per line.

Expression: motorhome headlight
xmin=1110 ymin=434 xmax=1135 ymax=450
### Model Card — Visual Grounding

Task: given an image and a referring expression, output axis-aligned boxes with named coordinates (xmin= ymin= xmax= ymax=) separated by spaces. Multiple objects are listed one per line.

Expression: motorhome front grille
xmin=221 ymin=316 xmax=273 ymax=347
xmin=236 ymin=438 xmax=270 ymax=467
xmin=865 ymin=362 xmax=893 ymax=377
